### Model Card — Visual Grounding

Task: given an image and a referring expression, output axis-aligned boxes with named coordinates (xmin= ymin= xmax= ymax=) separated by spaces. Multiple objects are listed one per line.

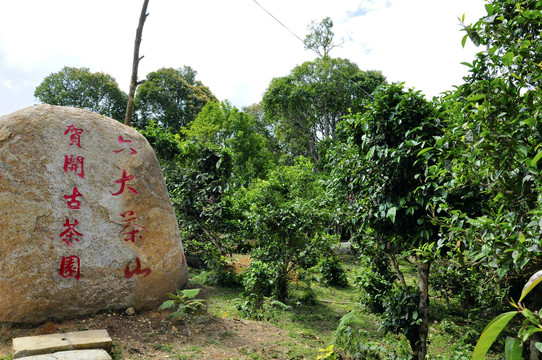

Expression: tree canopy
xmin=262 ymin=57 xmax=385 ymax=161
xmin=134 ymin=66 xmax=217 ymax=133
xmin=34 ymin=66 xmax=128 ymax=121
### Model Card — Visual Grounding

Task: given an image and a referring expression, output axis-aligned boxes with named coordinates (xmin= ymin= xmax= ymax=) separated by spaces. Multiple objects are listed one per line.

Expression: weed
xmin=154 ymin=343 xmax=173 ymax=352
xmin=158 ymin=288 xmax=207 ymax=319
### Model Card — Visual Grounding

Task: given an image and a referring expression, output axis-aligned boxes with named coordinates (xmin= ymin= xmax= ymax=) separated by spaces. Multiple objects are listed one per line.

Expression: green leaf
xmin=467 ymin=93 xmax=486 ymax=102
xmin=502 ymin=52 xmax=515 ymax=67
xmin=181 ymin=288 xmax=201 ymax=299
xmin=168 ymin=310 xmax=186 ymax=319
xmin=473 ymin=311 xmax=518 ymax=360
xmin=536 ymin=342 xmax=542 ymax=352
xmin=417 ymin=147 xmax=434 ymax=156
xmin=462 ymin=34 xmax=469 ymax=48
xmin=505 ymin=337 xmax=523 ymax=360
xmin=531 ymin=151 xmax=542 ymax=167
xmin=158 ymin=300 xmax=176 ymax=311
xmin=387 ymin=207 xmax=397 ymax=224
xmin=468 ymin=29 xmax=481 ymax=46
xmin=520 ymin=308 xmax=540 ymax=326
xmin=516 ymin=145 xmax=528 ymax=158
xmin=519 ymin=270 xmax=542 ymax=303
xmin=519 ymin=325 xmax=542 ymax=342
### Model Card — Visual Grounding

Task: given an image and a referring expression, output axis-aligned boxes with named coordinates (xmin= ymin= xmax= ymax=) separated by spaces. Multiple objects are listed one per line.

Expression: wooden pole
xmin=125 ymin=0 xmax=149 ymax=126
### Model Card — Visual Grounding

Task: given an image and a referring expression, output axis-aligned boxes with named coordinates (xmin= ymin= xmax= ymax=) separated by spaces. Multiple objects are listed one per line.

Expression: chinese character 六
xmin=113 ymin=136 xmax=138 ymax=155
xmin=64 ymin=125 xmax=84 ymax=148
xmin=59 ymin=218 xmax=83 ymax=246
xmin=124 ymin=257 xmax=151 ymax=279
xmin=111 ymin=170 xmax=138 ymax=196
xmin=63 ymin=155 xmax=85 ymax=178
xmin=63 ymin=187 xmax=83 ymax=209
xmin=60 ymin=255 xmax=80 ymax=280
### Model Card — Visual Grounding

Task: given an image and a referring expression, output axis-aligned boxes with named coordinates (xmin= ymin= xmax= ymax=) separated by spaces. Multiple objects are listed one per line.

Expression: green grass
xmin=189 ymin=254 xmax=499 ymax=359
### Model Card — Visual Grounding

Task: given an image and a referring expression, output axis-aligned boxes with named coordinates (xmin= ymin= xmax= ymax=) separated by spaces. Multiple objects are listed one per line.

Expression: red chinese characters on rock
xmin=63 ymin=187 xmax=83 ymax=209
xmin=119 ymin=211 xmax=148 ymax=243
xmin=111 ymin=170 xmax=138 ymax=196
xmin=113 ymin=136 xmax=138 ymax=155
xmin=124 ymin=257 xmax=151 ymax=278
xmin=64 ymin=125 xmax=84 ymax=148
xmin=111 ymin=133 xmax=153 ymax=280
xmin=63 ymin=155 xmax=85 ymax=178
xmin=59 ymin=218 xmax=83 ymax=246
xmin=59 ymin=126 xmax=85 ymax=280
xmin=60 ymin=255 xmax=81 ymax=280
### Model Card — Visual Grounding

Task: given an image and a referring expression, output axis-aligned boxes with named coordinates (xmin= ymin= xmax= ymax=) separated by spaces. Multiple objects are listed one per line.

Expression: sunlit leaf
xmin=467 ymin=93 xmax=486 ymax=102
xmin=387 ymin=207 xmax=397 ymax=224
xmin=417 ymin=147 xmax=434 ymax=156
xmin=502 ymin=52 xmax=515 ymax=66
xmin=473 ymin=311 xmax=517 ymax=360
xmin=531 ymin=151 xmax=542 ymax=167
xmin=158 ymin=300 xmax=176 ymax=311
xmin=519 ymin=270 xmax=542 ymax=303
xmin=181 ymin=288 xmax=201 ymax=299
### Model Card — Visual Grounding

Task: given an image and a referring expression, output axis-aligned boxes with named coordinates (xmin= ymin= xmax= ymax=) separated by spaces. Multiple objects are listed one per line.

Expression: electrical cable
xmin=251 ymin=0 xmax=375 ymax=100
xmin=252 ymin=0 xmax=305 ymax=45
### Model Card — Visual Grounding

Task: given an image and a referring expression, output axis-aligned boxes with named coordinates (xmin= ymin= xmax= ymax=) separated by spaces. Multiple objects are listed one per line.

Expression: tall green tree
xmin=262 ymin=57 xmax=385 ymax=162
xmin=432 ymin=0 xmax=542 ymax=285
xmin=425 ymin=5 xmax=542 ymax=356
xmin=329 ymin=83 xmax=441 ymax=359
xmin=303 ymin=17 xmax=343 ymax=57
xmin=34 ymin=66 xmax=128 ymax=121
xmin=134 ymin=66 xmax=216 ymax=133
xmin=181 ymin=101 xmax=273 ymax=188
xmin=236 ymin=157 xmax=329 ymax=302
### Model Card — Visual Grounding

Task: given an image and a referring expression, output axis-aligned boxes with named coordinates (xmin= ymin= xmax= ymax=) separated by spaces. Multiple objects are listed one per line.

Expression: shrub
xmin=317 ymin=256 xmax=348 ymax=287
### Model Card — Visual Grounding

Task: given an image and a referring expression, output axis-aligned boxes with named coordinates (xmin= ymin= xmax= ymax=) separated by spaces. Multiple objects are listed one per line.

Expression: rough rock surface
xmin=0 ymin=105 xmax=188 ymax=323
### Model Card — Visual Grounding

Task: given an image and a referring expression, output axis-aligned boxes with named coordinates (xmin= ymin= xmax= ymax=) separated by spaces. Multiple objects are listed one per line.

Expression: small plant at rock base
xmin=158 ymin=288 xmax=207 ymax=319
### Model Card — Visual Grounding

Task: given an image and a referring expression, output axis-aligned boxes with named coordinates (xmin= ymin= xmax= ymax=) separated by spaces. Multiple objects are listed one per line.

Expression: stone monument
xmin=0 ymin=104 xmax=188 ymax=323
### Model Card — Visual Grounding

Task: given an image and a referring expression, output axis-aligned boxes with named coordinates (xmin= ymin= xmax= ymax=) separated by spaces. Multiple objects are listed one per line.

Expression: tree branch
xmin=125 ymin=0 xmax=150 ymax=126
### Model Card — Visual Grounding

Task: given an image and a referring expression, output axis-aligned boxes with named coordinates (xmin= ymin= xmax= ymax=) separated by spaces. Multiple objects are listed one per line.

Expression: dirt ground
xmin=0 ymin=258 xmax=319 ymax=359
xmin=0 ymin=307 xmax=312 ymax=360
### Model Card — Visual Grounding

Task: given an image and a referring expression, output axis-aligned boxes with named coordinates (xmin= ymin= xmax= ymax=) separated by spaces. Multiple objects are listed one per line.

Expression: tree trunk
xmin=386 ymin=250 xmax=407 ymax=290
xmin=416 ymin=256 xmax=431 ymax=360
xmin=125 ymin=0 xmax=150 ymax=126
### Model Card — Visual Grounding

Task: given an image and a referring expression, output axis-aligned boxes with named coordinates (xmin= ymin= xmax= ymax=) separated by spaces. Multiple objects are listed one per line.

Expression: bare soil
xmin=0 ymin=308 xmax=313 ymax=360
xmin=0 ymin=257 xmax=321 ymax=359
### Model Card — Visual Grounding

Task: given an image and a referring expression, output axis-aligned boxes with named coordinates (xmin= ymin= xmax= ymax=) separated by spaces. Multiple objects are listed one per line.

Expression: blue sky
xmin=0 ymin=0 xmax=487 ymax=116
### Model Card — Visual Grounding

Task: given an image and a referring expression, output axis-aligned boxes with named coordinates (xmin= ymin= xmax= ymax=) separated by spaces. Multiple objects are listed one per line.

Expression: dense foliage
xmin=262 ymin=56 xmax=386 ymax=162
xmin=135 ymin=66 xmax=217 ymax=132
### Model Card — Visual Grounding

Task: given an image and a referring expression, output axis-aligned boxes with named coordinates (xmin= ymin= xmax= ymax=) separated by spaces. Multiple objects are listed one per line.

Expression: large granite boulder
xmin=0 ymin=105 xmax=188 ymax=323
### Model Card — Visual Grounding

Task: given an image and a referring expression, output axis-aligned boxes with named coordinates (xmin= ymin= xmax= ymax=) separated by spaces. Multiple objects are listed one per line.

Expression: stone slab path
xmin=12 ymin=330 xmax=112 ymax=359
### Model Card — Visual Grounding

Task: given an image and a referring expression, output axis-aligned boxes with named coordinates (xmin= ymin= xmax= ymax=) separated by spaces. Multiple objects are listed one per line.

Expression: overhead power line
xmin=251 ymin=0 xmax=375 ymax=100
xmin=252 ymin=0 xmax=304 ymax=44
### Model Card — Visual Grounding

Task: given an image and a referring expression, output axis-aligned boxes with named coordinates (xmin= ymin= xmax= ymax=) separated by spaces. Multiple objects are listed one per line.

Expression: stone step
xmin=12 ymin=330 xmax=112 ymax=359
xmin=16 ymin=349 xmax=111 ymax=360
